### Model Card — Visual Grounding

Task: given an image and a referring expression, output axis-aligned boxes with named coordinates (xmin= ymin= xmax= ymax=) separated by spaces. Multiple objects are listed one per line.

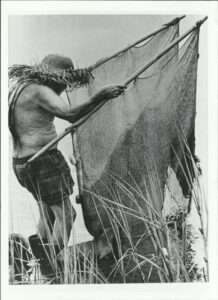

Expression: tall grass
xmin=9 ymin=141 xmax=208 ymax=284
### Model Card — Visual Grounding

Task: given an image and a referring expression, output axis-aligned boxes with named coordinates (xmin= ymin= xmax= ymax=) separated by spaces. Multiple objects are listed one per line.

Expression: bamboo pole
xmin=89 ymin=15 xmax=185 ymax=70
xmin=27 ymin=126 xmax=76 ymax=164
xmin=27 ymin=16 xmax=207 ymax=165
xmin=123 ymin=16 xmax=208 ymax=86
xmin=66 ymin=92 xmax=84 ymax=203
xmin=72 ymin=131 xmax=84 ymax=204
xmin=61 ymin=15 xmax=185 ymax=202
xmin=27 ymin=98 xmax=107 ymax=164
xmin=65 ymin=91 xmax=77 ymax=169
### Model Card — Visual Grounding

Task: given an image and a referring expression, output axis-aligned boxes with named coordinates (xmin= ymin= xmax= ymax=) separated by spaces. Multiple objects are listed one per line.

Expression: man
xmin=9 ymin=54 xmax=125 ymax=279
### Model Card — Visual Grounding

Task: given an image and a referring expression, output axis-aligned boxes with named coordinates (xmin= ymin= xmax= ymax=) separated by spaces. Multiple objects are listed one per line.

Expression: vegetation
xmin=9 ymin=143 xmax=208 ymax=284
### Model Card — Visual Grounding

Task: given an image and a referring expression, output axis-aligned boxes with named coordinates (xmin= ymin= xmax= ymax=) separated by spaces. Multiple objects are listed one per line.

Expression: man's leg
xmin=50 ymin=197 xmax=76 ymax=246
xmin=37 ymin=201 xmax=56 ymax=239
xmin=28 ymin=202 xmax=56 ymax=281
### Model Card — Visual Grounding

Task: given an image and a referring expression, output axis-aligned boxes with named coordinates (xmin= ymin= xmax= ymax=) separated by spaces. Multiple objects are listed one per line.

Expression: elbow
xmin=58 ymin=108 xmax=78 ymax=123
xmin=64 ymin=112 xmax=79 ymax=124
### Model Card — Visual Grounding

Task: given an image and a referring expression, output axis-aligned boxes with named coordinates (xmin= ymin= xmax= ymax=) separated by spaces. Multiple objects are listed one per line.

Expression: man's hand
xmin=36 ymin=83 xmax=127 ymax=125
xmin=97 ymin=84 xmax=126 ymax=100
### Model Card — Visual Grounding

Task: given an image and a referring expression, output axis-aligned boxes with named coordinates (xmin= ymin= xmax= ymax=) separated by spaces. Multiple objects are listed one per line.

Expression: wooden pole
xmin=27 ymin=126 xmax=76 ymax=163
xmin=27 ymin=16 xmax=207 ymax=165
xmin=72 ymin=131 xmax=84 ymax=204
xmin=66 ymin=92 xmax=84 ymax=204
xmin=89 ymin=15 xmax=186 ymax=70
xmin=27 ymin=98 xmax=107 ymax=164
xmin=123 ymin=16 xmax=208 ymax=86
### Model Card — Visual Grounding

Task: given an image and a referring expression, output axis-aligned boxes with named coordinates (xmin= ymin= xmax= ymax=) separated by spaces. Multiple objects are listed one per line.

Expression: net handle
xmin=90 ymin=15 xmax=186 ymax=70
xmin=123 ymin=16 xmax=207 ymax=86
xmin=27 ymin=16 xmax=207 ymax=164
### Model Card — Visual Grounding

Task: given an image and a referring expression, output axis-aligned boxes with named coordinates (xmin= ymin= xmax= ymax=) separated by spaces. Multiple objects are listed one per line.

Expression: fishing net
xmin=68 ymin=25 xmax=199 ymax=239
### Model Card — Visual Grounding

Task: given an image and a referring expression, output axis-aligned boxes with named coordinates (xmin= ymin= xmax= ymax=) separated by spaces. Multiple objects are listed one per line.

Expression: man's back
xmin=12 ymin=84 xmax=57 ymax=158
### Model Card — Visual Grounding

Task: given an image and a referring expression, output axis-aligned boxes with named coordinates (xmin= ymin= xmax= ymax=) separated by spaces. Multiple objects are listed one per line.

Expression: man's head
xmin=40 ymin=54 xmax=74 ymax=94
xmin=41 ymin=54 xmax=74 ymax=73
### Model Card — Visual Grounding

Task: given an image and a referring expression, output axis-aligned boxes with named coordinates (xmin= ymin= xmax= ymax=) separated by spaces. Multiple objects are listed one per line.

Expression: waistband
xmin=13 ymin=148 xmax=59 ymax=164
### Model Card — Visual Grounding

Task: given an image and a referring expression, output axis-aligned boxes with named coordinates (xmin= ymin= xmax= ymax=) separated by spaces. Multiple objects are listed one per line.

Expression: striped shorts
xmin=13 ymin=149 xmax=74 ymax=206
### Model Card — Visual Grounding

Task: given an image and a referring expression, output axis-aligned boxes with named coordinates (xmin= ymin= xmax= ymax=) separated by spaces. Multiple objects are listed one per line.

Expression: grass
xmin=9 ymin=138 xmax=208 ymax=284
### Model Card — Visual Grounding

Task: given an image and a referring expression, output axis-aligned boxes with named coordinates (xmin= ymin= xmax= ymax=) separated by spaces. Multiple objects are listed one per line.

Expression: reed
xmin=9 ymin=139 xmax=208 ymax=284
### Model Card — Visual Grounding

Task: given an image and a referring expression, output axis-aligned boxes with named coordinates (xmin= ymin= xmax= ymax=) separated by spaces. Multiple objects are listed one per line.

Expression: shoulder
xmin=25 ymin=83 xmax=53 ymax=96
xmin=24 ymin=83 xmax=57 ymax=102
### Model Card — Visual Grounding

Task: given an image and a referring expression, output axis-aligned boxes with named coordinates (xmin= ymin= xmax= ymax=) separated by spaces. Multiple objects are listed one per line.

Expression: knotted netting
xmin=68 ymin=24 xmax=199 ymax=239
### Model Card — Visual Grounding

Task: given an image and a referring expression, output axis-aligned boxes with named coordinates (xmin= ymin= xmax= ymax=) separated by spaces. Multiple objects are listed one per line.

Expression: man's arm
xmin=35 ymin=84 xmax=126 ymax=123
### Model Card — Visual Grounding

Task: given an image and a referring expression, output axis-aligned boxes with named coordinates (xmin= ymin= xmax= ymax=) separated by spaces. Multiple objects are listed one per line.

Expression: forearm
xmin=36 ymin=83 xmax=124 ymax=123
xmin=65 ymin=90 xmax=109 ymax=124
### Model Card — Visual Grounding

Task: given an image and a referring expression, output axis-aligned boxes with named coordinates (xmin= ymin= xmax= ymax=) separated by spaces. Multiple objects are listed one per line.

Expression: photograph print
xmin=8 ymin=13 xmax=208 ymax=285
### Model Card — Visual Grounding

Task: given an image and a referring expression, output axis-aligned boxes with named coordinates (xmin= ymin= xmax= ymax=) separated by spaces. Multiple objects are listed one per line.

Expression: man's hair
xmin=40 ymin=54 xmax=74 ymax=93
xmin=9 ymin=54 xmax=91 ymax=93
xmin=41 ymin=54 xmax=74 ymax=73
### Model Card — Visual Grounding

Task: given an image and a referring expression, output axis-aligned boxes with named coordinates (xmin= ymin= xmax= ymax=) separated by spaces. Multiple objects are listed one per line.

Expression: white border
xmin=2 ymin=1 xmax=218 ymax=300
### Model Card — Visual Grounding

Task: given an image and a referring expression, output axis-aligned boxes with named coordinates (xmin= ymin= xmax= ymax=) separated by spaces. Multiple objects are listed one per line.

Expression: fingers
xmin=112 ymin=87 xmax=126 ymax=98
xmin=115 ymin=85 xmax=126 ymax=92
xmin=117 ymin=85 xmax=127 ymax=93
xmin=111 ymin=89 xmax=123 ymax=98
xmin=117 ymin=85 xmax=126 ymax=95
xmin=117 ymin=85 xmax=127 ymax=89
xmin=112 ymin=85 xmax=126 ymax=95
xmin=101 ymin=84 xmax=127 ymax=100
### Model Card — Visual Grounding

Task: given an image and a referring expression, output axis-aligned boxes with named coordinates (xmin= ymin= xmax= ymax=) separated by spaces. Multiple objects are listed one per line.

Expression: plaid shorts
xmin=13 ymin=149 xmax=74 ymax=206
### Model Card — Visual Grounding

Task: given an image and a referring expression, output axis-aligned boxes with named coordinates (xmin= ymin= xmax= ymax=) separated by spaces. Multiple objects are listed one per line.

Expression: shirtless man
xmin=9 ymin=54 xmax=125 ymax=263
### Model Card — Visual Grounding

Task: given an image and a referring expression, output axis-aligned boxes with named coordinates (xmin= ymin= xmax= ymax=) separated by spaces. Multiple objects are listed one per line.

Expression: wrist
xmin=95 ymin=89 xmax=109 ymax=101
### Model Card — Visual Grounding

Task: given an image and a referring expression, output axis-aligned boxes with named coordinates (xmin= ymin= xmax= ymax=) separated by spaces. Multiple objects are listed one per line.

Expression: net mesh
xmin=68 ymin=25 xmax=199 ymax=238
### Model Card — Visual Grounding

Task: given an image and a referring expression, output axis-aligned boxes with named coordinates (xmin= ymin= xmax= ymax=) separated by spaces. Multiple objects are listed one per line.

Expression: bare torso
xmin=12 ymin=84 xmax=57 ymax=158
xmin=11 ymin=82 xmax=125 ymax=158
